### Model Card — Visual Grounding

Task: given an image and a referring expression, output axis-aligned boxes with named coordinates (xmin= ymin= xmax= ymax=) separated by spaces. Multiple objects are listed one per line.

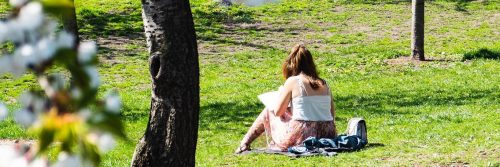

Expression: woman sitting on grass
xmin=235 ymin=44 xmax=337 ymax=153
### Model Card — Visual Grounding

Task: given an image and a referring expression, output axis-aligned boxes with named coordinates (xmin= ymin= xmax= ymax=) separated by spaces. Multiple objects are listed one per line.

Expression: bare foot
xmin=234 ymin=144 xmax=250 ymax=154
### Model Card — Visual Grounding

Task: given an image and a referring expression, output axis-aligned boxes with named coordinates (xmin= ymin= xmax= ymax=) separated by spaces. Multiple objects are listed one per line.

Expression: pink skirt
xmin=264 ymin=109 xmax=337 ymax=151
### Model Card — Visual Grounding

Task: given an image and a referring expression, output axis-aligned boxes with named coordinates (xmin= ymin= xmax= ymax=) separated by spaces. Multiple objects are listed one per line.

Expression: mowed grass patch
xmin=0 ymin=0 xmax=499 ymax=166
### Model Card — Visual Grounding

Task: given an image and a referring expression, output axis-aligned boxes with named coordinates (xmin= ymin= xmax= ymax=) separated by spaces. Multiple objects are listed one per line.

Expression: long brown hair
xmin=282 ymin=44 xmax=325 ymax=90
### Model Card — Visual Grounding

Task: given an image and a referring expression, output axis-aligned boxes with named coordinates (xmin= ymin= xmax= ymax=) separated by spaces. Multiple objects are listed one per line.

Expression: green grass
xmin=1 ymin=0 xmax=499 ymax=166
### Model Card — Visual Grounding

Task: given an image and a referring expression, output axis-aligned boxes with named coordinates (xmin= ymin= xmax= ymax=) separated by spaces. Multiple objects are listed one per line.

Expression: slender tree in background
xmin=62 ymin=0 xmax=79 ymax=45
xmin=411 ymin=0 xmax=424 ymax=60
xmin=131 ymin=0 xmax=200 ymax=166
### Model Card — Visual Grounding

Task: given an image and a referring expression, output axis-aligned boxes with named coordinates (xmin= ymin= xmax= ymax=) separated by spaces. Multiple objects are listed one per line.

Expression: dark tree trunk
xmin=131 ymin=0 xmax=200 ymax=166
xmin=62 ymin=0 xmax=80 ymax=45
xmin=411 ymin=0 xmax=424 ymax=60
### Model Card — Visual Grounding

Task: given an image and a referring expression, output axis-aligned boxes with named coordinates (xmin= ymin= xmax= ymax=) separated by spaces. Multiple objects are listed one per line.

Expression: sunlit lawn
xmin=0 ymin=0 xmax=499 ymax=166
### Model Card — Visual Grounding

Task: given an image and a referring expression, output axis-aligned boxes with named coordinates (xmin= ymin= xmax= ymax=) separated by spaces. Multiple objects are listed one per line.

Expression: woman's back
xmin=290 ymin=74 xmax=330 ymax=98
xmin=288 ymin=75 xmax=333 ymax=121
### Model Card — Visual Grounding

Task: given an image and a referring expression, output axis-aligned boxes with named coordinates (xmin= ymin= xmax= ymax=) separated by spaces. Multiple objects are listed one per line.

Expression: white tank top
xmin=291 ymin=76 xmax=333 ymax=121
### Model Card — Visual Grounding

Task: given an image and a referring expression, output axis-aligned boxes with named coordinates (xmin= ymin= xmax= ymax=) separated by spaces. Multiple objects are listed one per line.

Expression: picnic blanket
xmin=238 ymin=134 xmax=366 ymax=157
xmin=237 ymin=117 xmax=368 ymax=157
xmin=238 ymin=148 xmax=337 ymax=158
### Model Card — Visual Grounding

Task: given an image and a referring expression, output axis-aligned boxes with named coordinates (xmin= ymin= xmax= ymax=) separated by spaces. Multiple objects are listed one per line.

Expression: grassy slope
xmin=1 ymin=0 xmax=499 ymax=166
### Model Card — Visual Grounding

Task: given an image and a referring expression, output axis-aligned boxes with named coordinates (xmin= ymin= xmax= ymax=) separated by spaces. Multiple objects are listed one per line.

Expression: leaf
xmin=80 ymin=141 xmax=101 ymax=166
xmin=40 ymin=0 xmax=74 ymax=8
xmin=37 ymin=115 xmax=57 ymax=154
xmin=40 ymin=0 xmax=75 ymax=17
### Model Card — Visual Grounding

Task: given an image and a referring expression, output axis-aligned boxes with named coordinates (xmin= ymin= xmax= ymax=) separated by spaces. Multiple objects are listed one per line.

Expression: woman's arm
xmin=274 ymin=78 xmax=294 ymax=117
xmin=331 ymin=93 xmax=338 ymax=135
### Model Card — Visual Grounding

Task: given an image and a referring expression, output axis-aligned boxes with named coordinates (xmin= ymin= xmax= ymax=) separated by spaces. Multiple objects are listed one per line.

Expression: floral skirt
xmin=263 ymin=108 xmax=337 ymax=151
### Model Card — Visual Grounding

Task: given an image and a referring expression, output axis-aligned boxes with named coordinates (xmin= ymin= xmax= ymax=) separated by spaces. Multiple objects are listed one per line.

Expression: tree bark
xmin=131 ymin=0 xmax=200 ymax=166
xmin=62 ymin=0 xmax=80 ymax=45
xmin=411 ymin=0 xmax=424 ymax=60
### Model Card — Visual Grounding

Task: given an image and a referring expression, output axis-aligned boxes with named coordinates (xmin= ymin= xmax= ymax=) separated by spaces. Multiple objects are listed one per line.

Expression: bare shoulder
xmin=283 ymin=76 xmax=297 ymax=89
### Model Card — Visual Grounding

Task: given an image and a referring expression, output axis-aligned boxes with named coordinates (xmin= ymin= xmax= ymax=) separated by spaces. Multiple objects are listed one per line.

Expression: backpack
xmin=346 ymin=117 xmax=368 ymax=144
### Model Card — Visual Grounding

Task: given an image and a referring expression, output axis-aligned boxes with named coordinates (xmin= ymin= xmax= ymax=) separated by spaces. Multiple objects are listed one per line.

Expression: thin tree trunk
xmin=411 ymin=0 xmax=424 ymax=60
xmin=131 ymin=0 xmax=200 ymax=166
xmin=62 ymin=0 xmax=80 ymax=46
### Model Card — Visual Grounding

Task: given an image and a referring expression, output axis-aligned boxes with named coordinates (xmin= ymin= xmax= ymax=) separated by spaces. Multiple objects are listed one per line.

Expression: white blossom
xmin=0 ymin=102 xmax=8 ymax=121
xmin=78 ymin=42 xmax=97 ymax=64
xmin=105 ymin=93 xmax=121 ymax=113
xmin=84 ymin=66 xmax=100 ymax=89
xmin=0 ymin=146 xmax=19 ymax=167
xmin=0 ymin=22 xmax=9 ymax=43
xmin=4 ymin=21 xmax=25 ymax=43
xmin=92 ymin=113 xmax=105 ymax=122
xmin=17 ymin=45 xmax=39 ymax=66
xmin=39 ymin=77 xmax=55 ymax=97
xmin=41 ymin=20 xmax=58 ymax=35
xmin=10 ymin=157 xmax=28 ymax=167
xmin=53 ymin=152 xmax=82 ymax=167
xmin=70 ymin=87 xmax=82 ymax=99
xmin=0 ymin=56 xmax=13 ymax=76
xmin=51 ymin=74 xmax=66 ymax=91
xmin=37 ymin=38 xmax=57 ymax=61
xmin=31 ymin=98 xmax=45 ymax=114
xmin=0 ymin=0 xmax=118 ymax=165
xmin=38 ymin=75 xmax=65 ymax=98
xmin=86 ymin=133 xmax=98 ymax=143
xmin=29 ymin=158 xmax=48 ymax=167
xmin=11 ymin=54 xmax=27 ymax=77
xmin=14 ymin=109 xmax=35 ymax=128
xmin=19 ymin=92 xmax=34 ymax=107
xmin=56 ymin=32 xmax=75 ymax=49
xmin=97 ymin=133 xmax=116 ymax=153
xmin=78 ymin=108 xmax=92 ymax=121
xmin=17 ymin=2 xmax=44 ymax=31
xmin=9 ymin=0 xmax=28 ymax=7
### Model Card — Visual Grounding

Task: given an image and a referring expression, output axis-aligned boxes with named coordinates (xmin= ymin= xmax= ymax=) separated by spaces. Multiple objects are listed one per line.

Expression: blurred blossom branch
xmin=0 ymin=0 xmax=125 ymax=166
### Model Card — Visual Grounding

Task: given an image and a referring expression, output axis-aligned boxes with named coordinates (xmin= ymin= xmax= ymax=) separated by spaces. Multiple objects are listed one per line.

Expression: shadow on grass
xmin=421 ymin=58 xmax=457 ymax=62
xmin=445 ymin=0 xmax=493 ymax=13
xmin=197 ymin=23 xmax=308 ymax=51
xmin=77 ymin=8 xmax=143 ymax=37
xmin=200 ymin=87 xmax=497 ymax=128
xmin=453 ymin=0 xmax=473 ymax=13
xmin=200 ymin=102 xmax=262 ymax=127
xmin=365 ymin=143 xmax=385 ymax=149
xmin=208 ymin=38 xmax=277 ymax=50
xmin=334 ymin=0 xmax=410 ymax=5
xmin=96 ymin=38 xmax=149 ymax=60
xmin=462 ymin=48 xmax=500 ymax=61
xmin=335 ymin=143 xmax=385 ymax=153
xmin=75 ymin=8 xmax=147 ymax=59
xmin=121 ymin=110 xmax=149 ymax=122
xmin=193 ymin=2 xmax=254 ymax=39
xmin=336 ymin=88 xmax=496 ymax=116
xmin=192 ymin=2 xmax=286 ymax=51
xmin=200 ymin=101 xmax=352 ymax=128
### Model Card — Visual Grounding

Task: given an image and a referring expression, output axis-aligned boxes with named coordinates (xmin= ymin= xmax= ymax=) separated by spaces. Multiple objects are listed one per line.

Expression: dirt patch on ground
xmin=333 ymin=6 xmax=345 ymax=13
xmin=92 ymin=35 xmax=146 ymax=64
xmin=385 ymin=56 xmax=460 ymax=68
xmin=197 ymin=20 xmax=336 ymax=56
xmin=443 ymin=162 xmax=470 ymax=167
xmin=385 ymin=56 xmax=422 ymax=66
xmin=491 ymin=13 xmax=500 ymax=37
